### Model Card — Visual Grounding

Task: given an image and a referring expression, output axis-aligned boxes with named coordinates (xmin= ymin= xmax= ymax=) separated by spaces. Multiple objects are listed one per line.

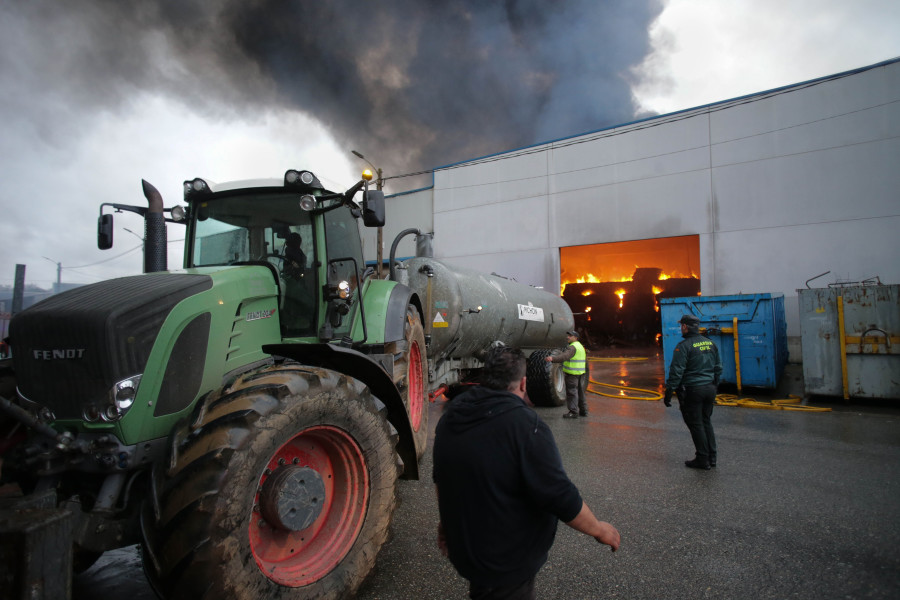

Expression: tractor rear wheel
xmin=141 ymin=365 xmax=399 ymax=600
xmin=387 ymin=305 xmax=428 ymax=458
xmin=525 ymin=349 xmax=567 ymax=407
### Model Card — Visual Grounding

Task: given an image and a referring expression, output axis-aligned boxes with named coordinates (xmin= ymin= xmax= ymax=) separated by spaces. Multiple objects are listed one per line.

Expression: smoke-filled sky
xmin=1 ymin=0 xmax=898 ymax=290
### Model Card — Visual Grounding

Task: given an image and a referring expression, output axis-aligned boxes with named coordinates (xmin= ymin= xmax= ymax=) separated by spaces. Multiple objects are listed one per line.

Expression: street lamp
xmin=123 ymin=227 xmax=144 ymax=248
xmin=351 ymin=150 xmax=385 ymax=278
xmin=42 ymin=256 xmax=62 ymax=293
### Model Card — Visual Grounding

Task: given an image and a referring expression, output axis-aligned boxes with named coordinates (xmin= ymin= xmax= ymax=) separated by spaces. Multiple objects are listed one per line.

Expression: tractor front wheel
xmin=142 ymin=366 xmax=399 ymax=600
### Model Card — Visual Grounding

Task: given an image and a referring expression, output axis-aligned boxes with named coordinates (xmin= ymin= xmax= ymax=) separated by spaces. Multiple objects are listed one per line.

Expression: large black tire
xmin=526 ymin=349 xmax=567 ymax=407
xmin=141 ymin=365 xmax=399 ymax=600
xmin=386 ymin=306 xmax=429 ymax=459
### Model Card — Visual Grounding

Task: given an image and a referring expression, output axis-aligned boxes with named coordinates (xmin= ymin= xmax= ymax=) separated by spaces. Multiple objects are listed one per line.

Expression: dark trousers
xmin=565 ymin=373 xmax=587 ymax=414
xmin=469 ymin=576 xmax=536 ymax=600
xmin=679 ymin=383 xmax=717 ymax=462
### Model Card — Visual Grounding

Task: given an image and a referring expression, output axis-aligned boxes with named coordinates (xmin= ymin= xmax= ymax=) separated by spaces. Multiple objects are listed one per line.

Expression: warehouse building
xmin=364 ymin=57 xmax=900 ymax=358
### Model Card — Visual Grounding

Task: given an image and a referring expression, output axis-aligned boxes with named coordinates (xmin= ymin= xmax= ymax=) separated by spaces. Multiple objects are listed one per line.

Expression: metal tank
xmin=398 ymin=256 xmax=573 ymax=361
xmin=798 ymin=284 xmax=899 ymax=399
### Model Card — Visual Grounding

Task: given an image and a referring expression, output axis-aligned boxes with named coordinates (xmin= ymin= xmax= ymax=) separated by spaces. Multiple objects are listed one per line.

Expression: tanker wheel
xmin=141 ymin=366 xmax=399 ymax=600
xmin=387 ymin=305 xmax=428 ymax=459
xmin=525 ymin=349 xmax=567 ymax=407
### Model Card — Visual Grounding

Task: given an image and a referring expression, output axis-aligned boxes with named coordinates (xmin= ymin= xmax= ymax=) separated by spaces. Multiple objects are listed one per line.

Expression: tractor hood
xmin=10 ymin=273 xmax=213 ymax=419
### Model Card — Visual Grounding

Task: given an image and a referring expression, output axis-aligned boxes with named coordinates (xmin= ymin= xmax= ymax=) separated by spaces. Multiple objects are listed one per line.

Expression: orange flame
xmin=559 ymin=235 xmax=700 ymax=295
xmin=561 ymin=268 xmax=698 ymax=295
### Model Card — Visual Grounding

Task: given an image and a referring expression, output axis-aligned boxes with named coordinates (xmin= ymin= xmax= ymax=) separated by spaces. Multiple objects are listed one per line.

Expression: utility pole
xmin=351 ymin=150 xmax=385 ymax=278
xmin=12 ymin=264 xmax=25 ymax=315
xmin=42 ymin=256 xmax=61 ymax=294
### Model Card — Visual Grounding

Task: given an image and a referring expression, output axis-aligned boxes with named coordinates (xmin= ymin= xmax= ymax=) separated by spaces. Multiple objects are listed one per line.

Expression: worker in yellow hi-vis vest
xmin=546 ymin=330 xmax=588 ymax=418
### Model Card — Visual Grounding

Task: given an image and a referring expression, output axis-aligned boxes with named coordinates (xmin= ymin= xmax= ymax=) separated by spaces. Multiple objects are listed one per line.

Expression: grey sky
xmin=1 ymin=0 xmax=898 ymax=289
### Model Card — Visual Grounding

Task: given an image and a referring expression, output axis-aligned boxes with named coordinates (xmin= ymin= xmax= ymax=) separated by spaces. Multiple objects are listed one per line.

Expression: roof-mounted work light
xmin=183 ymin=178 xmax=211 ymax=199
xmin=284 ymin=169 xmax=322 ymax=189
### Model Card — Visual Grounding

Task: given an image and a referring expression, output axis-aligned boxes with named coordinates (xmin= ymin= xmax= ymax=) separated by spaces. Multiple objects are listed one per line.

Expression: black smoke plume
xmin=1 ymin=0 xmax=663 ymax=190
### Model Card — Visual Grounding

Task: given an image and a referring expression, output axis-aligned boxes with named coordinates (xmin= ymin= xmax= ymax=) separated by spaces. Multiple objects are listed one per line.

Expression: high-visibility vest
xmin=563 ymin=341 xmax=586 ymax=375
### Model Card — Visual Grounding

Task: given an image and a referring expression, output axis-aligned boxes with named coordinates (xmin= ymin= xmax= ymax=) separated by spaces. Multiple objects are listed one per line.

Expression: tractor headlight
xmin=104 ymin=405 xmax=120 ymax=421
xmin=97 ymin=375 xmax=142 ymax=422
xmin=169 ymin=205 xmax=186 ymax=222
xmin=113 ymin=377 xmax=140 ymax=411
xmin=299 ymin=194 xmax=317 ymax=211
xmin=83 ymin=404 xmax=102 ymax=423
xmin=338 ymin=280 xmax=351 ymax=299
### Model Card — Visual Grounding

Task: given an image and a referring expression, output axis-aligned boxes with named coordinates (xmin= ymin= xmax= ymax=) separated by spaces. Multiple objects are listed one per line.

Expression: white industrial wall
xmin=361 ymin=187 xmax=433 ymax=268
xmin=371 ymin=59 xmax=900 ymax=352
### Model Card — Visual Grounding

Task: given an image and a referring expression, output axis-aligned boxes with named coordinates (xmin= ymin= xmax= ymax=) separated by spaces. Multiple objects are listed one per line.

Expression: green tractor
xmin=0 ymin=168 xmax=573 ymax=599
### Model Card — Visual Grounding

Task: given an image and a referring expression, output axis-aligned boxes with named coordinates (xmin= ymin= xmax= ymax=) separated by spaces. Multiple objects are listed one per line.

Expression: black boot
xmin=685 ymin=458 xmax=711 ymax=470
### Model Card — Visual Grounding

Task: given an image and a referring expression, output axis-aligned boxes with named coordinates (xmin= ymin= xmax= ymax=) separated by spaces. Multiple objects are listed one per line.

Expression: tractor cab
xmin=182 ymin=169 xmax=383 ymax=341
xmin=100 ymin=169 xmax=384 ymax=342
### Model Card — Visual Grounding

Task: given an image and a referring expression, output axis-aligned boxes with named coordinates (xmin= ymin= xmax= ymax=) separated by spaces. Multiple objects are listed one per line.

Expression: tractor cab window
xmin=192 ymin=194 xmax=314 ymax=266
xmin=193 ymin=203 xmax=250 ymax=265
xmin=190 ymin=193 xmax=318 ymax=337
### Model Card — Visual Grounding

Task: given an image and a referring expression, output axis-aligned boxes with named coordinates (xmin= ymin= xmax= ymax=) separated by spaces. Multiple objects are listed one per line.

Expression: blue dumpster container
xmin=659 ymin=294 xmax=788 ymax=389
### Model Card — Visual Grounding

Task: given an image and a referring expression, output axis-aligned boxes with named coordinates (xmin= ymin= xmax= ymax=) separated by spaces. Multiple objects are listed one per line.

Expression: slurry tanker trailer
xmin=0 ymin=168 xmax=572 ymax=599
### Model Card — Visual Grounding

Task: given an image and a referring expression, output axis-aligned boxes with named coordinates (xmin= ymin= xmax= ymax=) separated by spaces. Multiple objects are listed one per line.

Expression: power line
xmin=60 ymin=238 xmax=185 ymax=271
xmin=60 ymin=244 xmax=143 ymax=269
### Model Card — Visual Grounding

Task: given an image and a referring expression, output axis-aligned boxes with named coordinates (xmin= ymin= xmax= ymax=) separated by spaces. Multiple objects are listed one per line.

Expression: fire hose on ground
xmin=713 ymin=394 xmax=831 ymax=411
xmin=586 ymin=357 xmax=663 ymax=401
xmin=585 ymin=357 xmax=831 ymax=412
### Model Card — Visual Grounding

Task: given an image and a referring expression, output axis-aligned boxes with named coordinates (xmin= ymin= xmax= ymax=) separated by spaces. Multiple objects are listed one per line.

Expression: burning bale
xmin=562 ymin=268 xmax=699 ymax=347
xmin=559 ymin=236 xmax=701 ymax=347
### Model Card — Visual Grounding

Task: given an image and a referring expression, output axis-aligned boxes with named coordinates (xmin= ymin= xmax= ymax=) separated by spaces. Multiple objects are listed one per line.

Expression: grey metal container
xmin=798 ymin=284 xmax=900 ymax=399
xmin=400 ymin=257 xmax=573 ymax=362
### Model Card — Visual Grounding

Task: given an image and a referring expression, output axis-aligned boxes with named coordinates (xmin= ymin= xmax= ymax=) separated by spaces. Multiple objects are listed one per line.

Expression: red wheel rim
xmin=408 ymin=340 xmax=425 ymax=431
xmin=249 ymin=426 xmax=368 ymax=587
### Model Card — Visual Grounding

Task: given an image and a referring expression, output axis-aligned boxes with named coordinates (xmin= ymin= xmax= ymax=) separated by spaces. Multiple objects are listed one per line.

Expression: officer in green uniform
xmin=664 ymin=314 xmax=723 ymax=469
xmin=547 ymin=330 xmax=588 ymax=418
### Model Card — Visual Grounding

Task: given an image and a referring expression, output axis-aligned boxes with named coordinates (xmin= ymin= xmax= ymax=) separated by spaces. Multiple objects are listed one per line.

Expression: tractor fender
xmin=383 ymin=283 xmax=422 ymax=343
xmin=262 ymin=343 xmax=419 ymax=480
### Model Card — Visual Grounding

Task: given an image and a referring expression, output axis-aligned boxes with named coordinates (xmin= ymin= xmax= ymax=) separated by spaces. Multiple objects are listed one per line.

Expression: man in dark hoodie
xmin=664 ymin=314 xmax=723 ymax=470
xmin=433 ymin=346 xmax=620 ymax=600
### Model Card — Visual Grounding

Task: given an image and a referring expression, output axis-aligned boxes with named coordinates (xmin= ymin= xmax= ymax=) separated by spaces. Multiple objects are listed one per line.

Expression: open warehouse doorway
xmin=561 ymin=235 xmax=701 ymax=348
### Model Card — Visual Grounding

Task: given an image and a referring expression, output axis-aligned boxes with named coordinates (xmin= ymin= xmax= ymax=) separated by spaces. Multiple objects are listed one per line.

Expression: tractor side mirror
xmin=362 ymin=190 xmax=385 ymax=227
xmin=98 ymin=213 xmax=114 ymax=250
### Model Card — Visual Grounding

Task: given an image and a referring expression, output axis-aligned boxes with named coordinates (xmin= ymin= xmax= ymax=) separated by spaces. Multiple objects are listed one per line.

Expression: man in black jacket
xmin=664 ymin=314 xmax=723 ymax=470
xmin=433 ymin=346 xmax=619 ymax=600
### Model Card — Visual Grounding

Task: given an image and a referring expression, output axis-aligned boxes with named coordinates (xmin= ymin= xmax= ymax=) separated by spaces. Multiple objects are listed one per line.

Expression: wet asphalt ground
xmin=76 ymin=347 xmax=900 ymax=599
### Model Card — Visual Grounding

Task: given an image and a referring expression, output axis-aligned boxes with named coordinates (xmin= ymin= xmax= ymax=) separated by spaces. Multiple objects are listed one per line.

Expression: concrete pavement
xmin=75 ymin=349 xmax=900 ymax=599
xmin=357 ymin=350 xmax=900 ymax=599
